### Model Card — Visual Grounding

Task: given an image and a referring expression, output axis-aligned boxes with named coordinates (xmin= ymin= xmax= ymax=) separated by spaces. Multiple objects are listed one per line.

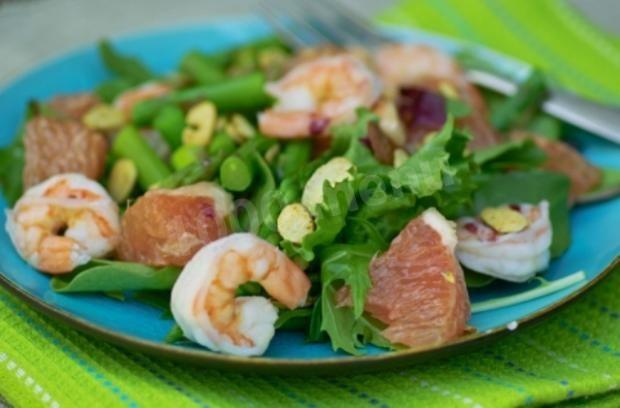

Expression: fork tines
xmin=258 ymin=0 xmax=387 ymax=49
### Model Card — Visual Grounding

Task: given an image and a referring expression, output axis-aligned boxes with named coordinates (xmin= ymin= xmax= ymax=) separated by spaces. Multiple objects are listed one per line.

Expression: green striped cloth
xmin=380 ymin=0 xmax=620 ymax=106
xmin=3 ymin=1 xmax=620 ymax=407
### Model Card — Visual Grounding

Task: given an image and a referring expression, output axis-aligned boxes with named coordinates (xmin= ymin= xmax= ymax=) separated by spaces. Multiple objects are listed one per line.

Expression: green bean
xmin=219 ymin=155 xmax=254 ymax=192
xmin=180 ymin=51 xmax=226 ymax=85
xmin=491 ymin=69 xmax=547 ymax=132
xmin=153 ymin=105 xmax=185 ymax=149
xmin=154 ymin=151 xmax=224 ymax=189
xmin=170 ymin=145 xmax=204 ymax=171
xmin=208 ymin=132 xmax=237 ymax=157
xmin=98 ymin=40 xmax=153 ymax=84
xmin=276 ymin=140 xmax=312 ymax=180
xmin=132 ymin=73 xmax=271 ymax=126
xmin=112 ymin=126 xmax=171 ymax=188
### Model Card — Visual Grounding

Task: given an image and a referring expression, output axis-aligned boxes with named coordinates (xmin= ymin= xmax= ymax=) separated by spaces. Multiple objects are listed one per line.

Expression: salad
xmin=0 ymin=36 xmax=609 ymax=357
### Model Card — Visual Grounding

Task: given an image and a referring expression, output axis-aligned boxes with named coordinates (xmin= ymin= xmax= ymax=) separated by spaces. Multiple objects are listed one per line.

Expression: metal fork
xmin=259 ymin=0 xmax=620 ymax=146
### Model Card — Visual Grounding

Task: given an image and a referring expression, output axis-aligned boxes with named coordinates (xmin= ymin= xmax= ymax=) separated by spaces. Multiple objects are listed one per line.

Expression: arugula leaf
xmin=51 ymin=259 xmax=181 ymax=292
xmin=307 ymin=299 xmax=324 ymax=342
xmin=320 ymin=243 xmax=379 ymax=317
xmin=328 ymin=108 xmax=386 ymax=173
xmin=316 ymin=242 xmax=390 ymax=354
xmin=320 ymin=286 xmax=390 ymax=355
xmin=98 ymin=40 xmax=154 ymax=84
xmin=473 ymin=170 xmax=571 ymax=257
xmin=283 ymin=178 xmax=355 ymax=262
xmin=388 ymin=117 xmax=455 ymax=196
xmin=473 ymin=139 xmax=547 ymax=172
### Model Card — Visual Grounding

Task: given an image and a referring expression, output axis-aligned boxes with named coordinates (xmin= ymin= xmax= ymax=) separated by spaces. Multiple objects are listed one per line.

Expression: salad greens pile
xmin=0 ymin=36 xmax=595 ymax=356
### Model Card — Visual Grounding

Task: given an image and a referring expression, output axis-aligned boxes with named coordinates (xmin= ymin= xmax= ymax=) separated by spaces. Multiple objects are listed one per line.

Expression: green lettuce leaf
xmin=388 ymin=117 xmax=455 ymax=196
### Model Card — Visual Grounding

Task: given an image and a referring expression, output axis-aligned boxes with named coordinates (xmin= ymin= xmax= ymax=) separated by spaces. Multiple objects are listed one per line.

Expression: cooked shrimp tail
xmin=5 ymin=173 xmax=121 ymax=274
xmin=171 ymin=233 xmax=311 ymax=356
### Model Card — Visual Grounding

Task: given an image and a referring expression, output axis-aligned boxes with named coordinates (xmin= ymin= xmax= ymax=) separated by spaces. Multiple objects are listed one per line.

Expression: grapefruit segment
xmin=365 ymin=207 xmax=470 ymax=348
xmin=117 ymin=182 xmax=233 ymax=267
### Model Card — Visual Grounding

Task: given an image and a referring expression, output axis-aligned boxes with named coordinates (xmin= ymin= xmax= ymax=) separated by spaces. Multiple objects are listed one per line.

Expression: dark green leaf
xmin=275 ymin=308 xmax=313 ymax=330
xmin=51 ymin=259 xmax=181 ymax=293
xmin=95 ymin=78 xmax=134 ymax=103
xmin=577 ymin=167 xmax=620 ymax=204
xmin=473 ymin=139 xmax=547 ymax=172
xmin=464 ymin=270 xmax=496 ymax=288
xmin=491 ymin=69 xmax=547 ymax=132
xmin=164 ymin=324 xmax=186 ymax=344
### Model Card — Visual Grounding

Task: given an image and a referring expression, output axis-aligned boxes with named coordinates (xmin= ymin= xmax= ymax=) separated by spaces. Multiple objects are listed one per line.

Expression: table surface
xmin=0 ymin=0 xmax=619 ymax=86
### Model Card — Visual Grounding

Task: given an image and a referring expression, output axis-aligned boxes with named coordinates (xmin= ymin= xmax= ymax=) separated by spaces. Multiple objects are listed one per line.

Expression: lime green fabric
xmin=2 ymin=266 xmax=620 ymax=408
xmin=3 ymin=1 xmax=620 ymax=407
xmin=380 ymin=0 xmax=620 ymax=106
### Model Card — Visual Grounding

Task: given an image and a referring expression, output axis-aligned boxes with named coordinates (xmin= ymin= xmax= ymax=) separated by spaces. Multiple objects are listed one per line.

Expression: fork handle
xmin=544 ymin=90 xmax=620 ymax=145
xmin=467 ymin=69 xmax=620 ymax=144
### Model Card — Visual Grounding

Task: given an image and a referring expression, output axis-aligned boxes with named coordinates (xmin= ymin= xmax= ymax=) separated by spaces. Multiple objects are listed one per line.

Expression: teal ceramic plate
xmin=0 ymin=16 xmax=618 ymax=374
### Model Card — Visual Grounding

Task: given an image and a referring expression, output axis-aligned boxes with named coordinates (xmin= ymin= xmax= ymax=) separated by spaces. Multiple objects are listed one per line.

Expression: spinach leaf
xmin=0 ymin=135 xmax=25 ymax=206
xmin=473 ymin=139 xmax=547 ymax=172
xmin=577 ymin=167 xmax=620 ymax=204
xmin=275 ymin=307 xmax=313 ymax=330
xmin=491 ymin=69 xmax=547 ymax=132
xmin=164 ymin=324 xmax=186 ymax=344
xmin=473 ymin=170 xmax=571 ymax=257
xmin=464 ymin=270 xmax=496 ymax=288
xmin=51 ymin=259 xmax=181 ymax=292
xmin=95 ymin=77 xmax=135 ymax=103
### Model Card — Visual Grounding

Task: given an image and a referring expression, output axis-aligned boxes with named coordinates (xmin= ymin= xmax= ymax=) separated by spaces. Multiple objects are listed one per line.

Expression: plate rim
xmin=1 ymin=258 xmax=616 ymax=374
xmin=0 ymin=16 xmax=618 ymax=374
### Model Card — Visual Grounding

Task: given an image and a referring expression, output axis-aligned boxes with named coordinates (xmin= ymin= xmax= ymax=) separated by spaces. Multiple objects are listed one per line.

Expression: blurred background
xmin=0 ymin=0 xmax=619 ymax=86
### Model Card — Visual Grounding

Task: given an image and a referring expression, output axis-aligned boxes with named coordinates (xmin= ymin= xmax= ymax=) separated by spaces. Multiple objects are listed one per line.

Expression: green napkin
xmin=380 ymin=0 xmax=620 ymax=106
xmin=2 ymin=264 xmax=620 ymax=408
xmin=3 ymin=1 xmax=620 ymax=407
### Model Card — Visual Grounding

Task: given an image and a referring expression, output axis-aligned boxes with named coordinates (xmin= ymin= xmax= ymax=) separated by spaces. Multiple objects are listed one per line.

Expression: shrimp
xmin=170 ymin=233 xmax=311 ymax=356
xmin=258 ymin=55 xmax=382 ymax=138
xmin=5 ymin=173 xmax=121 ymax=274
xmin=114 ymin=82 xmax=171 ymax=118
xmin=455 ymin=201 xmax=552 ymax=282
xmin=374 ymin=44 xmax=499 ymax=149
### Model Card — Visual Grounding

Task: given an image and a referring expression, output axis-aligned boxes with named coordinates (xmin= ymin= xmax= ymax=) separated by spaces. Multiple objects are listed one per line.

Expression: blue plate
xmin=0 ymin=16 xmax=618 ymax=374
